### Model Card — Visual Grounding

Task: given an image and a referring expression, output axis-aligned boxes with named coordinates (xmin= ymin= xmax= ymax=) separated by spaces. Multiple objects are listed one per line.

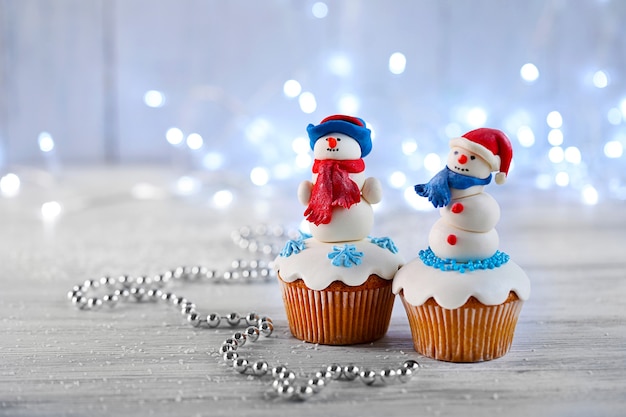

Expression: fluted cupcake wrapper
xmin=400 ymin=292 xmax=524 ymax=362
xmin=279 ymin=277 xmax=395 ymax=345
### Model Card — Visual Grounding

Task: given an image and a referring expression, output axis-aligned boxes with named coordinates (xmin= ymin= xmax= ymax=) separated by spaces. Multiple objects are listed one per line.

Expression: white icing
xmin=392 ymin=257 xmax=530 ymax=309
xmin=441 ymin=192 xmax=500 ymax=232
xmin=274 ymin=238 xmax=404 ymax=291
xmin=309 ymin=203 xmax=374 ymax=243
xmin=429 ymin=217 xmax=499 ymax=261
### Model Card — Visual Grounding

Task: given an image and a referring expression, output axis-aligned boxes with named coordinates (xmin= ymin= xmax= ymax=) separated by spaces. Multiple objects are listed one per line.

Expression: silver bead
xmin=172 ymin=266 xmax=185 ymax=280
xmin=275 ymin=383 xmax=295 ymax=399
xmin=207 ymin=313 xmax=221 ymax=328
xmin=135 ymin=275 xmax=151 ymax=286
xmin=307 ymin=377 xmax=325 ymax=393
xmin=117 ymin=275 xmax=133 ymax=287
xmin=102 ymin=293 xmax=119 ymax=307
xmin=272 ymin=378 xmax=290 ymax=390
xmin=173 ymin=296 xmax=187 ymax=307
xmin=87 ymin=297 xmax=102 ymax=310
xmin=114 ymin=288 xmax=130 ymax=299
xmin=259 ymin=321 xmax=274 ymax=337
xmin=359 ymin=369 xmax=377 ymax=385
xmin=294 ymin=385 xmax=315 ymax=400
xmin=99 ymin=276 xmax=115 ymax=286
xmin=129 ymin=287 xmax=146 ymax=301
xmin=181 ymin=304 xmax=195 ymax=315
xmin=160 ymin=292 xmax=174 ymax=303
xmin=146 ymin=289 xmax=162 ymax=301
xmin=187 ymin=312 xmax=202 ymax=327
xmin=258 ymin=316 xmax=273 ymax=325
xmin=251 ymin=361 xmax=268 ymax=376
xmin=271 ymin=365 xmax=288 ymax=378
xmin=223 ymin=338 xmax=238 ymax=349
xmin=245 ymin=326 xmax=260 ymax=342
xmin=343 ymin=364 xmax=360 ymax=380
xmin=380 ymin=369 xmax=397 ymax=383
xmin=233 ymin=358 xmax=249 ymax=374
xmin=226 ymin=312 xmax=241 ymax=326
xmin=403 ymin=359 xmax=420 ymax=372
xmin=397 ymin=367 xmax=413 ymax=383
xmin=245 ymin=312 xmax=260 ymax=326
xmin=232 ymin=332 xmax=246 ymax=347
xmin=326 ymin=364 xmax=343 ymax=380
xmin=314 ymin=369 xmax=332 ymax=380
xmin=223 ymin=350 xmax=238 ymax=363
xmin=83 ymin=279 xmax=99 ymax=290
xmin=219 ymin=344 xmax=235 ymax=354
xmin=67 ymin=289 xmax=82 ymax=300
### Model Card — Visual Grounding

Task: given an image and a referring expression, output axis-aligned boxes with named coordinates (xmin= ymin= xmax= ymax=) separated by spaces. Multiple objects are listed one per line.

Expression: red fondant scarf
xmin=304 ymin=159 xmax=365 ymax=225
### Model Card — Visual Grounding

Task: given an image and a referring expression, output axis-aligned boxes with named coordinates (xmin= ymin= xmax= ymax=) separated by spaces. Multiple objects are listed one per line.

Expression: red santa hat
xmin=449 ymin=128 xmax=513 ymax=184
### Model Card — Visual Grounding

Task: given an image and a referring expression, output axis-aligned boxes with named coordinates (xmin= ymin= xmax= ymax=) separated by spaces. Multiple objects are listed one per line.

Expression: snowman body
xmin=428 ymin=147 xmax=501 ymax=262
xmin=298 ymin=132 xmax=381 ymax=243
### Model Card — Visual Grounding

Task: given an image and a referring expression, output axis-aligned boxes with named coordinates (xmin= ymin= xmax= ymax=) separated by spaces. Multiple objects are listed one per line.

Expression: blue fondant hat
xmin=307 ymin=115 xmax=372 ymax=157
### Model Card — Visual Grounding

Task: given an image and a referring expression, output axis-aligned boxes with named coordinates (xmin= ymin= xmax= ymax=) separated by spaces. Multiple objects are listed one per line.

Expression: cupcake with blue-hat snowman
xmin=274 ymin=115 xmax=403 ymax=345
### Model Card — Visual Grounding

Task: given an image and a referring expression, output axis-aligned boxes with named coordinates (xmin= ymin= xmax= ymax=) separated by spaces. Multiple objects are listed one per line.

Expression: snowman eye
xmin=470 ymin=155 xmax=476 ymax=160
xmin=454 ymin=151 xmax=459 ymax=155
xmin=337 ymin=138 xmax=341 ymax=141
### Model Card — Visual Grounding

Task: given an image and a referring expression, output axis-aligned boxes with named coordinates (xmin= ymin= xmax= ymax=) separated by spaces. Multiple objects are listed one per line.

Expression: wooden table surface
xmin=1 ymin=167 xmax=624 ymax=417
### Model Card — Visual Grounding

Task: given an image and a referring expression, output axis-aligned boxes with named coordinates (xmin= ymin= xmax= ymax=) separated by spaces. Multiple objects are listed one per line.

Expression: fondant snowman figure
xmin=414 ymin=128 xmax=512 ymax=261
xmin=298 ymin=115 xmax=382 ymax=243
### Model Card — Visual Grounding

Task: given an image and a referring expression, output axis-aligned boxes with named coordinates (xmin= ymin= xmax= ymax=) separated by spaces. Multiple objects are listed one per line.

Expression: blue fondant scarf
xmin=414 ymin=167 xmax=492 ymax=208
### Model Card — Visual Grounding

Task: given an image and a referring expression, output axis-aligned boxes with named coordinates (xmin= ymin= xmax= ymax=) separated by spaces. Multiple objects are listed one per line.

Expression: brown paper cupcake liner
xmin=278 ymin=274 xmax=395 ymax=345
xmin=400 ymin=292 xmax=523 ymax=362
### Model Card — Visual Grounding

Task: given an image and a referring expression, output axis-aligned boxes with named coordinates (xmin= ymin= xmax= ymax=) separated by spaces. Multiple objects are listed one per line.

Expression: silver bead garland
xmin=67 ymin=225 xmax=420 ymax=401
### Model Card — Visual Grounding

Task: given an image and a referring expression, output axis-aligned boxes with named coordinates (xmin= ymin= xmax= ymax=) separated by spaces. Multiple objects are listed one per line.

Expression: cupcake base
xmin=400 ymin=291 xmax=523 ymax=362
xmin=278 ymin=273 xmax=395 ymax=345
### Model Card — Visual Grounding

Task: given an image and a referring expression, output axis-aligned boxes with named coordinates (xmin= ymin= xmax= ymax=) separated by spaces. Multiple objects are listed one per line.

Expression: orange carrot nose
xmin=458 ymin=154 xmax=468 ymax=164
xmin=327 ymin=137 xmax=337 ymax=148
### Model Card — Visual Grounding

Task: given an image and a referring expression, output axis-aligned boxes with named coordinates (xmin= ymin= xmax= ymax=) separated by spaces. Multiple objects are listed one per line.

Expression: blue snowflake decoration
xmin=278 ymin=231 xmax=312 ymax=258
xmin=369 ymin=236 xmax=399 ymax=254
xmin=419 ymin=247 xmax=510 ymax=273
xmin=327 ymin=244 xmax=364 ymax=268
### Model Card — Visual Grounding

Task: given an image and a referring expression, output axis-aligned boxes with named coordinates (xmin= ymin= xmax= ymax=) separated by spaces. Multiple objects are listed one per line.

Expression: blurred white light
xmin=328 ymin=54 xmax=352 ymax=77
xmin=582 ymin=185 xmax=599 ymax=205
xmin=620 ymin=99 xmax=626 ymax=118
xmin=389 ymin=52 xmax=407 ymax=75
xmin=401 ymin=139 xmax=418 ymax=155
xmin=0 ymin=173 xmax=20 ymax=197
xmin=555 ymin=172 xmax=570 ymax=187
xmin=444 ymin=123 xmax=463 ymax=138
xmin=607 ymin=108 xmax=622 ymax=125
xmin=176 ymin=176 xmax=200 ymax=195
xmin=295 ymin=153 xmax=312 ymax=169
xmin=245 ymin=118 xmax=272 ymax=143
xmin=299 ymin=92 xmax=317 ymax=114
xmin=337 ymin=94 xmax=360 ymax=114
xmin=546 ymin=111 xmax=563 ymax=128
xmin=592 ymin=70 xmax=608 ymax=89
xmin=291 ymin=136 xmax=310 ymax=155
xmin=516 ymin=126 xmax=535 ymax=147
xmin=250 ymin=167 xmax=270 ymax=186
xmin=388 ymin=171 xmax=407 ymax=188
xmin=213 ymin=190 xmax=233 ymax=208
xmin=38 ymin=132 xmax=55 ymax=152
xmin=403 ymin=186 xmax=434 ymax=211
xmin=202 ymin=152 xmax=224 ymax=170
xmin=548 ymin=146 xmax=564 ymax=163
xmin=273 ymin=163 xmax=292 ymax=180
xmin=604 ymin=140 xmax=623 ymax=158
xmin=144 ymin=90 xmax=165 ymax=108
xmin=466 ymin=107 xmax=487 ymax=127
xmin=166 ymin=127 xmax=184 ymax=145
xmin=424 ymin=153 xmax=442 ymax=172
xmin=311 ymin=2 xmax=328 ymax=18
xmin=520 ymin=63 xmax=539 ymax=82
xmin=131 ymin=183 xmax=166 ymax=200
xmin=547 ymin=129 xmax=564 ymax=146
xmin=534 ymin=174 xmax=552 ymax=190
xmin=186 ymin=133 xmax=203 ymax=150
xmin=283 ymin=79 xmax=302 ymax=98
xmin=41 ymin=201 xmax=62 ymax=220
xmin=564 ymin=146 xmax=582 ymax=164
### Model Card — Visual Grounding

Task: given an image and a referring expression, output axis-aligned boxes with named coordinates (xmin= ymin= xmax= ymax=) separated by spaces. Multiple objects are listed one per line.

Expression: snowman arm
xmin=414 ymin=168 xmax=451 ymax=208
xmin=297 ymin=180 xmax=313 ymax=206
xmin=361 ymin=177 xmax=382 ymax=204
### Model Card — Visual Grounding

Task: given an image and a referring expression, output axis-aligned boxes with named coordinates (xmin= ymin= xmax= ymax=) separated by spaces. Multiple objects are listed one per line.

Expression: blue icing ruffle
xmin=419 ymin=247 xmax=510 ymax=273
xmin=327 ymin=244 xmax=364 ymax=267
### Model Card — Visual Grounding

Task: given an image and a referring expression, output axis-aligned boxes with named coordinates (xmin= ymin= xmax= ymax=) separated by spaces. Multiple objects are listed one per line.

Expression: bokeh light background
xmin=1 ymin=0 xmax=626 ymax=213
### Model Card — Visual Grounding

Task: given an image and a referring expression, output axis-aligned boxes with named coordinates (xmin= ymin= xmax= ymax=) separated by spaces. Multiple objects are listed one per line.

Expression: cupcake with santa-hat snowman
xmin=393 ymin=128 xmax=530 ymax=362
xmin=274 ymin=115 xmax=403 ymax=345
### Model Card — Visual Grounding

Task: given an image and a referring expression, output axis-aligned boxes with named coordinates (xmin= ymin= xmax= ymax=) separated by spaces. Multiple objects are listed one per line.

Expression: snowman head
xmin=448 ymin=128 xmax=513 ymax=184
xmin=312 ymin=133 xmax=362 ymax=160
xmin=307 ymin=115 xmax=372 ymax=159
xmin=447 ymin=146 xmax=493 ymax=179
